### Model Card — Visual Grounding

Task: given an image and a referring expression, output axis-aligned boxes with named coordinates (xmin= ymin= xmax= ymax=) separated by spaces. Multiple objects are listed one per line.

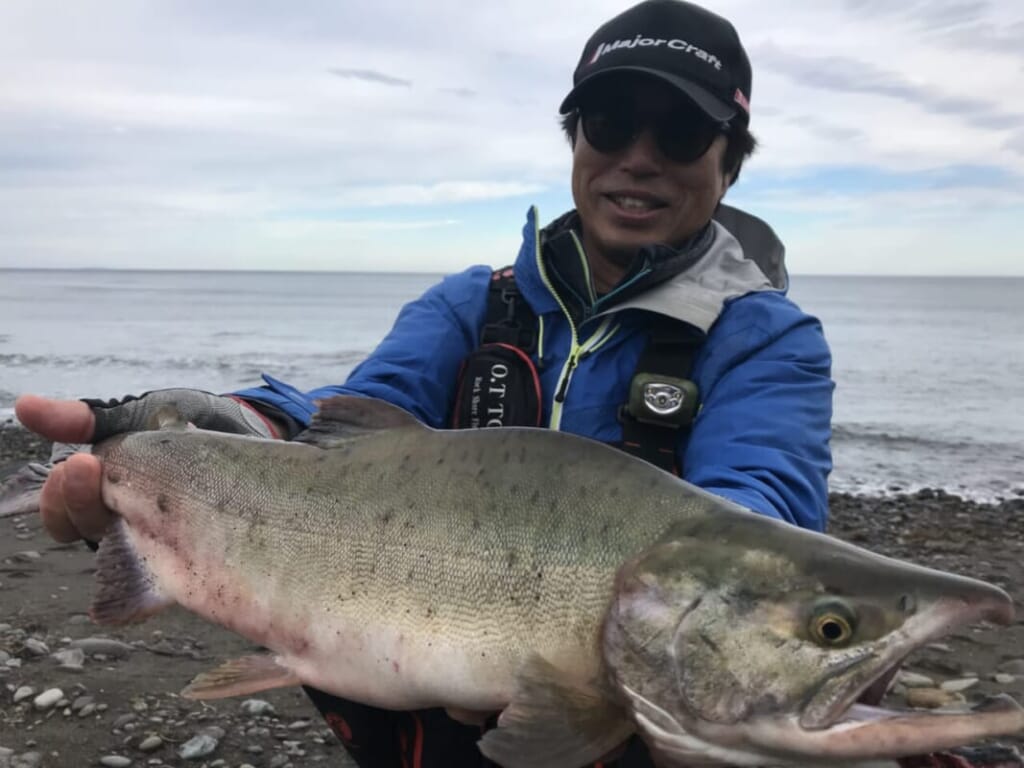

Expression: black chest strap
xmin=616 ymin=321 xmax=703 ymax=475
xmin=456 ymin=267 xmax=701 ymax=476
xmin=481 ymin=267 xmax=537 ymax=354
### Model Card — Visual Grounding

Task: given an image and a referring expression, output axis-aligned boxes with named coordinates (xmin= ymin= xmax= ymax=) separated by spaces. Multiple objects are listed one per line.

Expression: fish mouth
xmin=626 ymin=593 xmax=1024 ymax=763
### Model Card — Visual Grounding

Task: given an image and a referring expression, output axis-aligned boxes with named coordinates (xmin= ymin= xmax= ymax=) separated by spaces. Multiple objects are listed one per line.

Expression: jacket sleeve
xmin=232 ymin=267 xmax=492 ymax=429
xmin=682 ymin=293 xmax=834 ymax=532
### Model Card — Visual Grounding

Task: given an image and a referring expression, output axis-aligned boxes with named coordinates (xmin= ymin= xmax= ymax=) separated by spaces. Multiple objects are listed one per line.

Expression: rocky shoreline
xmin=2 ymin=425 xmax=1023 ymax=767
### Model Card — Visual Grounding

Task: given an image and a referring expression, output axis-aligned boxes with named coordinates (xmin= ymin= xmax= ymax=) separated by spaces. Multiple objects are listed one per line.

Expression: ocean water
xmin=1 ymin=269 xmax=1021 ymax=501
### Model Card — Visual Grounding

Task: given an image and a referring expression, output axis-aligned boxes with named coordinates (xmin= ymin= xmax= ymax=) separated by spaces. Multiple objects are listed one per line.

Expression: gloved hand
xmin=13 ymin=390 xmax=286 ymax=543
xmin=85 ymin=389 xmax=282 ymax=441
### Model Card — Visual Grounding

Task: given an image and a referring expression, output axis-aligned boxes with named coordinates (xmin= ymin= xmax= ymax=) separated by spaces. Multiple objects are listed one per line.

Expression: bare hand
xmin=14 ymin=395 xmax=113 ymax=543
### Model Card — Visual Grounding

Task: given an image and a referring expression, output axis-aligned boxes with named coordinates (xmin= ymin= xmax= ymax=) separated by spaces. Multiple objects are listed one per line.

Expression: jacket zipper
xmin=533 ymin=222 xmax=620 ymax=429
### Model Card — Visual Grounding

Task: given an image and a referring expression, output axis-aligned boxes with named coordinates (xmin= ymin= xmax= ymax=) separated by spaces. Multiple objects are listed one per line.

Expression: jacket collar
xmin=512 ymin=204 xmax=786 ymax=333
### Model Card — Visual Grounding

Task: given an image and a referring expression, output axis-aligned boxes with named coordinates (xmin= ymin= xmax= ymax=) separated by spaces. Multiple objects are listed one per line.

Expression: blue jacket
xmin=236 ymin=205 xmax=833 ymax=531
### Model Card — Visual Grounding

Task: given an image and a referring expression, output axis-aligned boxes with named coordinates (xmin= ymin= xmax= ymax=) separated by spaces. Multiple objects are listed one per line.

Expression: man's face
xmin=571 ymin=75 xmax=731 ymax=269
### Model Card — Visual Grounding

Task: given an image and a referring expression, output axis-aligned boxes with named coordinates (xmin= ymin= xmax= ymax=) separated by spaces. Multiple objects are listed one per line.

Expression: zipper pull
xmin=555 ymin=357 xmax=577 ymax=403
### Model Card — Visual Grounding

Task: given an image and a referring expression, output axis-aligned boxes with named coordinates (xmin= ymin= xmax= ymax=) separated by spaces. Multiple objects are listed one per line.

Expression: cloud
xmin=1006 ymin=131 xmax=1024 ymax=156
xmin=839 ymin=0 xmax=990 ymax=31
xmin=754 ymin=43 xmax=1018 ymax=131
xmin=327 ymin=68 xmax=412 ymax=88
xmin=0 ymin=0 xmax=1021 ymax=274
xmin=439 ymin=87 xmax=478 ymax=99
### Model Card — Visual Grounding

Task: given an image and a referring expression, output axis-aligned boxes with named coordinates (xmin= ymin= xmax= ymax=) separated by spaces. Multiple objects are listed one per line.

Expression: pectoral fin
xmin=90 ymin=520 xmax=174 ymax=625
xmin=478 ymin=655 xmax=634 ymax=768
xmin=181 ymin=654 xmax=300 ymax=700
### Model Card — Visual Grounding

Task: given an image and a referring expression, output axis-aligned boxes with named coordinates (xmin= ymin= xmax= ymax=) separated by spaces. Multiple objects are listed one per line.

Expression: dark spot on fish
xmin=107 ymin=470 xmax=121 ymax=484
xmin=436 ymin=456 xmax=445 ymax=466
xmin=503 ymin=450 xmax=510 ymax=463
xmin=381 ymin=511 xmax=392 ymax=525
xmin=471 ymin=517 xmax=481 ymax=531
xmin=156 ymin=494 xmax=170 ymax=514
xmin=426 ymin=606 xmax=435 ymax=618
xmin=529 ymin=490 xmax=540 ymax=505
xmin=548 ymin=501 xmax=557 ymax=515
xmin=699 ymin=632 xmax=720 ymax=653
xmin=392 ymin=661 xmax=400 ymax=674
xmin=609 ymin=487 xmax=619 ymax=498
xmin=506 ymin=552 xmax=517 ymax=569
xmin=601 ymin=522 xmax=610 ymax=535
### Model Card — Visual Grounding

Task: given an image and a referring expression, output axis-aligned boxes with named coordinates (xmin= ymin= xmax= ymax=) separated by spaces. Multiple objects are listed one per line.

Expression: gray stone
xmin=32 ymin=688 xmax=63 ymax=711
xmin=997 ymin=659 xmax=1024 ymax=676
xmin=137 ymin=735 xmax=163 ymax=753
xmin=239 ymin=699 xmax=275 ymax=716
xmin=70 ymin=695 xmax=94 ymax=712
xmin=99 ymin=757 xmax=132 ymax=768
xmin=23 ymin=638 xmax=48 ymax=656
xmin=994 ymin=673 xmax=1016 ymax=684
xmin=13 ymin=686 xmax=35 ymax=704
xmin=896 ymin=671 xmax=934 ymax=688
xmin=940 ymin=677 xmax=979 ymax=693
xmin=52 ymin=648 xmax=85 ymax=670
xmin=906 ymin=687 xmax=962 ymax=709
xmin=68 ymin=638 xmax=136 ymax=658
xmin=178 ymin=733 xmax=218 ymax=760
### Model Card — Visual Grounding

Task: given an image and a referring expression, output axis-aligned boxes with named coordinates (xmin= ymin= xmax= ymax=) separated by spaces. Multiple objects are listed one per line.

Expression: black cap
xmin=560 ymin=0 xmax=752 ymax=124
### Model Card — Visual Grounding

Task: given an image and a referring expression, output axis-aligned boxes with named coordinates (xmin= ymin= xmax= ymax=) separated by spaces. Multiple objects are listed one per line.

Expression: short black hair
xmin=559 ymin=110 xmax=758 ymax=187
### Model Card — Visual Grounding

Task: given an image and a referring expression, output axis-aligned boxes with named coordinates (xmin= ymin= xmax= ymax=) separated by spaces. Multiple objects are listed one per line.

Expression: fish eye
xmin=809 ymin=600 xmax=857 ymax=647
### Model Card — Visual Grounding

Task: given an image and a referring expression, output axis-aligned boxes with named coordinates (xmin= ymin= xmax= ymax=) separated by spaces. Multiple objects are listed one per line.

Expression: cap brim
xmin=559 ymin=66 xmax=736 ymax=122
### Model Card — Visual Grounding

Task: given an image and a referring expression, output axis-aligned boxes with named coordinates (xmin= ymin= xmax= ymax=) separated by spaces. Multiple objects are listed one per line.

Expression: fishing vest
xmin=451 ymin=267 xmax=701 ymax=476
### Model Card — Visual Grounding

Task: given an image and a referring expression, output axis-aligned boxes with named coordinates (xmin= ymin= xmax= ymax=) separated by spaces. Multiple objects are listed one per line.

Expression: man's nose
xmin=617 ymin=127 xmax=664 ymax=175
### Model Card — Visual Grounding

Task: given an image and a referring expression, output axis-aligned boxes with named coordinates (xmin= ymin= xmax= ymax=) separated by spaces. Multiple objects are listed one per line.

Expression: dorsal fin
xmin=295 ymin=395 xmax=426 ymax=447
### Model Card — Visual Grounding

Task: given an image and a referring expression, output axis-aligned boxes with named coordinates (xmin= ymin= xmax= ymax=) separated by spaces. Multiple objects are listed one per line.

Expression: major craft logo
xmin=588 ymin=35 xmax=723 ymax=70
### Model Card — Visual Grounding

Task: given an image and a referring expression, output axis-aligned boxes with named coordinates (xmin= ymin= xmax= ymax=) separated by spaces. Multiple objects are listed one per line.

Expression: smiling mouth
xmin=605 ymin=193 xmax=667 ymax=213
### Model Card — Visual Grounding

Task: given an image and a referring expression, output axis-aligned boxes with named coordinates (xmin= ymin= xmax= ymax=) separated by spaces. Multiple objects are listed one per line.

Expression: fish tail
xmin=90 ymin=519 xmax=173 ymax=624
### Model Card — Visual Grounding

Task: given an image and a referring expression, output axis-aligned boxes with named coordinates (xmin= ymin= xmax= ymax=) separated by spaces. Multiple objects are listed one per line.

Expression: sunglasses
xmin=577 ymin=95 xmax=729 ymax=164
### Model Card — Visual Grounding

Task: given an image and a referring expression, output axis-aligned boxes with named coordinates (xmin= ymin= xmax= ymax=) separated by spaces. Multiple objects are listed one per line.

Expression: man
xmin=15 ymin=1 xmax=833 ymax=765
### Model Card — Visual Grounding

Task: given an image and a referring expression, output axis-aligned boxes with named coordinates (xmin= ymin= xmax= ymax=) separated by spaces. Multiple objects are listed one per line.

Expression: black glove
xmin=83 ymin=389 xmax=283 ymax=442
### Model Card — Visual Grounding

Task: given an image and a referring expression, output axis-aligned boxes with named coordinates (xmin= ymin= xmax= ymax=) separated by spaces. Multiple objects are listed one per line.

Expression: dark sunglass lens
xmin=580 ymin=105 xmax=637 ymax=154
xmin=656 ymin=106 xmax=722 ymax=163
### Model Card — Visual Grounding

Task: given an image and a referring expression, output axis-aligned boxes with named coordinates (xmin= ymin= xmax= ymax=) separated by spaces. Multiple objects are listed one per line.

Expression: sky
xmin=0 ymin=0 xmax=1022 ymax=276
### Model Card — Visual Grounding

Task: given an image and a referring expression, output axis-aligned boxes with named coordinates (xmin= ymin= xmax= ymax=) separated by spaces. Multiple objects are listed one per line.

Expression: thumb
xmin=15 ymin=395 xmax=97 ymax=443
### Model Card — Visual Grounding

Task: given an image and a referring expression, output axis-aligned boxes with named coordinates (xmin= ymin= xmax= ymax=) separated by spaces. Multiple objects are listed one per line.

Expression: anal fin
xmin=478 ymin=655 xmax=634 ymax=768
xmin=182 ymin=654 xmax=301 ymax=700
xmin=90 ymin=520 xmax=173 ymax=624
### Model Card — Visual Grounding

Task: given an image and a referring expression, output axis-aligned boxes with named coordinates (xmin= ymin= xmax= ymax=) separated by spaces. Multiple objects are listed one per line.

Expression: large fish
xmin=6 ymin=396 xmax=1024 ymax=767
